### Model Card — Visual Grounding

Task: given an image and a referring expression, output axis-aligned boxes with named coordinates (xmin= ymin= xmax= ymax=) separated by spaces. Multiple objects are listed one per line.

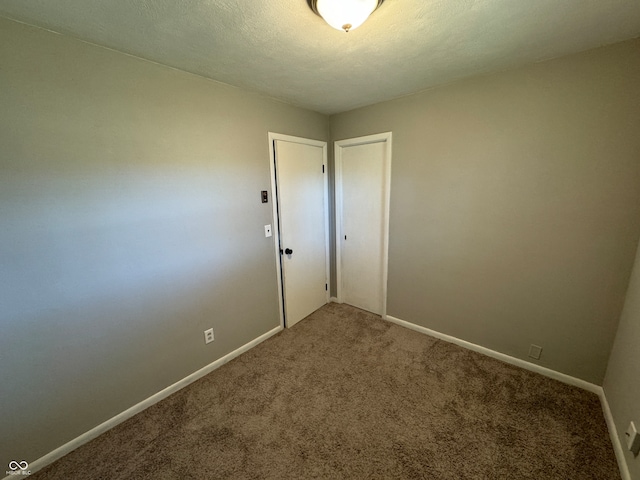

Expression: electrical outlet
xmin=204 ymin=328 xmax=214 ymax=344
xmin=528 ymin=344 xmax=542 ymax=360
xmin=626 ymin=421 xmax=640 ymax=455
xmin=264 ymin=224 xmax=272 ymax=237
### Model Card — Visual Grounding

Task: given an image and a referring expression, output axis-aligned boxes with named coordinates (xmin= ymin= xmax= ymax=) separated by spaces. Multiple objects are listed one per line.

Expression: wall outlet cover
xmin=626 ymin=421 xmax=640 ymax=455
xmin=204 ymin=328 xmax=214 ymax=344
xmin=528 ymin=344 xmax=543 ymax=360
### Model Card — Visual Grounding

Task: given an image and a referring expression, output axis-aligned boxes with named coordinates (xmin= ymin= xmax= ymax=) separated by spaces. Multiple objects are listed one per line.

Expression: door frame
xmin=334 ymin=132 xmax=392 ymax=318
xmin=268 ymin=132 xmax=330 ymax=328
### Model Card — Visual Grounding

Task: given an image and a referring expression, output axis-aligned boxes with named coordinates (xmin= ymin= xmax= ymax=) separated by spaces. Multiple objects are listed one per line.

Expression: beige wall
xmin=0 ymin=17 xmax=327 ymax=468
xmin=3 ymin=10 xmax=640 ymax=472
xmin=331 ymin=38 xmax=640 ymax=385
xmin=604 ymin=239 xmax=640 ymax=479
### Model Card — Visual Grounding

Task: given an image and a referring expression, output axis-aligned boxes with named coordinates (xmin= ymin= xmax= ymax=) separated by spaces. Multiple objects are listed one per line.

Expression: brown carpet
xmin=32 ymin=303 xmax=620 ymax=479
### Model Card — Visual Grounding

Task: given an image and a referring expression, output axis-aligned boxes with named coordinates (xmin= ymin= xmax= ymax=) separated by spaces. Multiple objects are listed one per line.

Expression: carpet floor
xmin=32 ymin=303 xmax=620 ymax=479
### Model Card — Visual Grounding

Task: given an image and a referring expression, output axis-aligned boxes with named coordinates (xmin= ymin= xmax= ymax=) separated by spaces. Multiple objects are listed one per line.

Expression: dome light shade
xmin=308 ymin=0 xmax=385 ymax=33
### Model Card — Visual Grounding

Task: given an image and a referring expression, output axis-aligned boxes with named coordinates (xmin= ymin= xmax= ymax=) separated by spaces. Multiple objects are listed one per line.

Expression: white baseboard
xmin=14 ymin=325 xmax=282 ymax=478
xmin=384 ymin=315 xmax=600 ymax=393
xmin=329 ymin=297 xmax=339 ymax=303
xmin=599 ymin=390 xmax=632 ymax=480
xmin=383 ymin=314 xmax=633 ymax=479
xmin=12 ymin=314 xmax=629 ymax=480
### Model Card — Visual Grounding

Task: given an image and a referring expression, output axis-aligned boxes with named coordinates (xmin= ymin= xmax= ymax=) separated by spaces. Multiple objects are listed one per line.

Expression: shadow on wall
xmin=2 ymin=167 xmax=246 ymax=317
xmin=0 ymin=166 xmax=277 ymax=467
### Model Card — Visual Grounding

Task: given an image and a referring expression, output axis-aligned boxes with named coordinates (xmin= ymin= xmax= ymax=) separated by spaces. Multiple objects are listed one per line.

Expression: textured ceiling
xmin=1 ymin=0 xmax=640 ymax=114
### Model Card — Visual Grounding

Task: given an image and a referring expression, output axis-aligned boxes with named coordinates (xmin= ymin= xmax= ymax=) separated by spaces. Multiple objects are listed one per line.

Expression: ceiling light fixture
xmin=307 ymin=0 xmax=385 ymax=33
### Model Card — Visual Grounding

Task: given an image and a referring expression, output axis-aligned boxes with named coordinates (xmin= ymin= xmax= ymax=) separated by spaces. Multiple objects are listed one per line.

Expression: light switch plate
xmin=264 ymin=224 xmax=272 ymax=237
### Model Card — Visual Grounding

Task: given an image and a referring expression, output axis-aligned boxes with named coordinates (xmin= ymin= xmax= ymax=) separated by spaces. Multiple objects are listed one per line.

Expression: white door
xmin=273 ymin=137 xmax=329 ymax=327
xmin=336 ymin=133 xmax=392 ymax=316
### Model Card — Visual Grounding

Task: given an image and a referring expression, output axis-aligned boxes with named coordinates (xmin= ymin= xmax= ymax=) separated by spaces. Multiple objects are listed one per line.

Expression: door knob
xmin=284 ymin=248 xmax=293 ymax=255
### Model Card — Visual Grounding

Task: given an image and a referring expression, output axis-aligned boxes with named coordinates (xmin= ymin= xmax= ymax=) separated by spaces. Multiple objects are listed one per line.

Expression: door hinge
xmin=325 ymin=283 xmax=328 ymax=291
xmin=322 ymin=165 xmax=325 ymax=173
